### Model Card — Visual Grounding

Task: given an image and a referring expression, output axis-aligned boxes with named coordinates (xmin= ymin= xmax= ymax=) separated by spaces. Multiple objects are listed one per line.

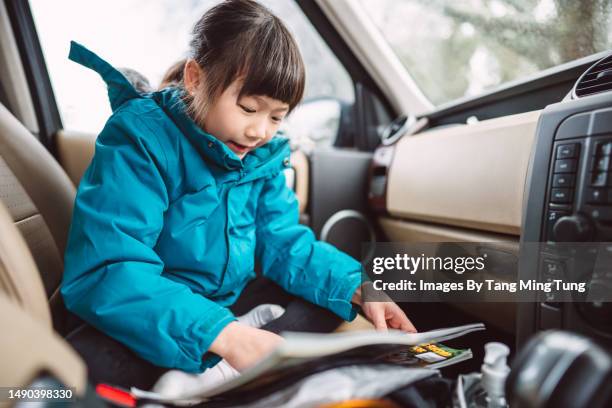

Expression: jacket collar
xmin=68 ymin=41 xmax=291 ymax=180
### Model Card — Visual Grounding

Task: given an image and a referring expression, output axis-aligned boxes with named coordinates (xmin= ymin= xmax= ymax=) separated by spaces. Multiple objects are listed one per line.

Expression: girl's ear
xmin=183 ymin=59 xmax=204 ymax=95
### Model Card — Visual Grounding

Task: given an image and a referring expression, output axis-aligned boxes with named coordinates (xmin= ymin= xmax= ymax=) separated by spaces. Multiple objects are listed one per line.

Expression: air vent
xmin=573 ymin=54 xmax=612 ymax=99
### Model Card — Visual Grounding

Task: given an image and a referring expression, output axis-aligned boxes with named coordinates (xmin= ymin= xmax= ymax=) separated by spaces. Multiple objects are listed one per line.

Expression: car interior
xmin=0 ymin=0 xmax=611 ymax=406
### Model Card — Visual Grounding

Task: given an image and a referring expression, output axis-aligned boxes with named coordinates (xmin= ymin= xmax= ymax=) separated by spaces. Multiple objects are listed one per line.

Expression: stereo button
xmin=587 ymin=188 xmax=606 ymax=204
xmin=554 ymin=159 xmax=577 ymax=173
xmin=594 ymin=140 xmax=612 ymax=156
xmin=591 ymin=172 xmax=608 ymax=187
xmin=557 ymin=143 xmax=578 ymax=159
xmin=594 ymin=156 xmax=611 ymax=171
xmin=552 ymin=174 xmax=575 ymax=187
xmin=551 ymin=188 xmax=572 ymax=204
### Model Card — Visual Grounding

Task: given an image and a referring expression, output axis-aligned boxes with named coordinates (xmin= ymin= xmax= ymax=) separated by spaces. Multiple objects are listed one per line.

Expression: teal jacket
xmin=61 ymin=42 xmax=362 ymax=373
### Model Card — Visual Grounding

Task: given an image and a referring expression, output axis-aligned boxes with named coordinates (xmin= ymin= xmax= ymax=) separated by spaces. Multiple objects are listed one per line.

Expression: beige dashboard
xmin=385 ymin=110 xmax=540 ymax=237
xmin=378 ymin=110 xmax=541 ymax=333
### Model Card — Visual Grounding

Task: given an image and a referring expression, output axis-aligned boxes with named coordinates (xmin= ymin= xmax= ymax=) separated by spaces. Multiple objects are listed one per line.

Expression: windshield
xmin=357 ymin=0 xmax=612 ymax=106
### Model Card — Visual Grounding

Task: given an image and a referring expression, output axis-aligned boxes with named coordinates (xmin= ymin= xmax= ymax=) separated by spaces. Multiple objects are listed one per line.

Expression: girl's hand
xmin=209 ymin=322 xmax=283 ymax=372
xmin=361 ymin=301 xmax=417 ymax=332
xmin=352 ymin=285 xmax=417 ymax=333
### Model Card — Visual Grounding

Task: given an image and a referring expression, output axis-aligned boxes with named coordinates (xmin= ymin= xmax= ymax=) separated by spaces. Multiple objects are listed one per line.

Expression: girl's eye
xmin=239 ymin=104 xmax=256 ymax=113
xmin=271 ymin=116 xmax=283 ymax=123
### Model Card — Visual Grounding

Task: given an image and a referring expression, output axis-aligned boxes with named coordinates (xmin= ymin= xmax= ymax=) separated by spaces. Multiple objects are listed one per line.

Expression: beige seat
xmin=0 ymin=103 xmax=76 ymax=334
xmin=0 ymin=198 xmax=86 ymax=404
xmin=0 ymin=295 xmax=87 ymax=407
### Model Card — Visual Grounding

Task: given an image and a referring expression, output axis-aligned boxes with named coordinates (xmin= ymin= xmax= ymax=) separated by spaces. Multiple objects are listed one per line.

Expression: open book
xmin=131 ymin=323 xmax=484 ymax=405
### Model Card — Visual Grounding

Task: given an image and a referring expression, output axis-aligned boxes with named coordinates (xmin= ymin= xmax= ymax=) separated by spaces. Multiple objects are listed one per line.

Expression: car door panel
xmin=309 ymin=149 xmax=374 ymax=261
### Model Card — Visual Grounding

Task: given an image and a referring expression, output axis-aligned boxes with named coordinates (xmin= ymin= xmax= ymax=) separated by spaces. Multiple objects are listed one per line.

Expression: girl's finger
xmin=371 ymin=308 xmax=388 ymax=331
xmin=389 ymin=319 xmax=401 ymax=329
xmin=387 ymin=313 xmax=403 ymax=330
xmin=389 ymin=306 xmax=417 ymax=333
xmin=399 ymin=316 xmax=417 ymax=333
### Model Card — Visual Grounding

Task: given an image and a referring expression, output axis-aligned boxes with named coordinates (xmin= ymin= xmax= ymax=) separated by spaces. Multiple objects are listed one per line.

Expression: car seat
xmin=0 ymin=196 xmax=87 ymax=400
xmin=0 ymin=102 xmax=76 ymax=334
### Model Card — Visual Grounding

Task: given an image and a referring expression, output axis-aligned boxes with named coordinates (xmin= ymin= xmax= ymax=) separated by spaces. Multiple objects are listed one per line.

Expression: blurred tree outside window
xmin=358 ymin=0 xmax=612 ymax=106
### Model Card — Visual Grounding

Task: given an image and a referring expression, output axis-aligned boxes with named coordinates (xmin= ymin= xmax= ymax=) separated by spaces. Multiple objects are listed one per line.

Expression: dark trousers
xmin=66 ymin=277 xmax=344 ymax=390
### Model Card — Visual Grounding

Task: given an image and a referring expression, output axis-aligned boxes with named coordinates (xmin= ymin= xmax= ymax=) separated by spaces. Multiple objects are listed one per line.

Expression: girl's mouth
xmin=226 ymin=141 xmax=251 ymax=155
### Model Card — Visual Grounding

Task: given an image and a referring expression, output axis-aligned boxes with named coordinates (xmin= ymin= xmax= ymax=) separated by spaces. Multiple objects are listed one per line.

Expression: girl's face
xmin=203 ymin=80 xmax=289 ymax=159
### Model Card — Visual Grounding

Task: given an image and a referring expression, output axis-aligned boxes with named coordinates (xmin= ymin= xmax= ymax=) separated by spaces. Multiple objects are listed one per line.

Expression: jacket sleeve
xmin=61 ymin=111 xmax=235 ymax=373
xmin=255 ymin=171 xmax=362 ymax=321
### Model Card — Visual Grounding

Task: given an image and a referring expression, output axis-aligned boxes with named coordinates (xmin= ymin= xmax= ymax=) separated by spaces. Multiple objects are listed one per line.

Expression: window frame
xmin=296 ymin=0 xmax=396 ymax=151
xmin=5 ymin=0 xmax=61 ymax=153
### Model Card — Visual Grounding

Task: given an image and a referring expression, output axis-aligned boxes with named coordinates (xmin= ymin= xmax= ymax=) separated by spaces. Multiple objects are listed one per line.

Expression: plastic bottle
xmin=480 ymin=342 xmax=510 ymax=408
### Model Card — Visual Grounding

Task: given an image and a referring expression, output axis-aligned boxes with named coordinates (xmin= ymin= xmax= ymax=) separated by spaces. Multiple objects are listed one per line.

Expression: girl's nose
xmin=246 ymin=119 xmax=268 ymax=141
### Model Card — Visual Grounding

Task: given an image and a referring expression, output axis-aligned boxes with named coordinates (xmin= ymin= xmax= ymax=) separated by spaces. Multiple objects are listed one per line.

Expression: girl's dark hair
xmin=185 ymin=0 xmax=305 ymax=120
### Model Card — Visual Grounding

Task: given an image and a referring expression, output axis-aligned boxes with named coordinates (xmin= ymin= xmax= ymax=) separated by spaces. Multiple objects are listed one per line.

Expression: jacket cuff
xmin=172 ymin=308 xmax=237 ymax=373
xmin=327 ymin=271 xmax=362 ymax=321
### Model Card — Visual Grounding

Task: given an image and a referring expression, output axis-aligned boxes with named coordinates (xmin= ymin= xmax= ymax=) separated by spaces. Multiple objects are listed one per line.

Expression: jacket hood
xmin=68 ymin=41 xmax=290 ymax=178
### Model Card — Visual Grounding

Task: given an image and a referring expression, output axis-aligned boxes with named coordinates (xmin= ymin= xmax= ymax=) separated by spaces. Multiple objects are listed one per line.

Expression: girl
xmin=62 ymin=0 xmax=415 ymax=390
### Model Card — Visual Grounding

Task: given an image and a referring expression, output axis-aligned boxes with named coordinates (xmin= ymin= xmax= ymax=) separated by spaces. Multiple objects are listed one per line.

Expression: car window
xmin=29 ymin=0 xmax=354 ymax=139
xmin=357 ymin=0 xmax=612 ymax=106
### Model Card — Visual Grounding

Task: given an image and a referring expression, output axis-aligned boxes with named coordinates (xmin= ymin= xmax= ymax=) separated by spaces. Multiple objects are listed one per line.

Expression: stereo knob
xmin=552 ymin=215 xmax=593 ymax=242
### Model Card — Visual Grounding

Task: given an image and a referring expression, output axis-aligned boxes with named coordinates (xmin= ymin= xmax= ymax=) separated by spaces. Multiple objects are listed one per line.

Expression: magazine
xmin=131 ymin=323 xmax=484 ymax=405
xmin=377 ymin=342 xmax=473 ymax=370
